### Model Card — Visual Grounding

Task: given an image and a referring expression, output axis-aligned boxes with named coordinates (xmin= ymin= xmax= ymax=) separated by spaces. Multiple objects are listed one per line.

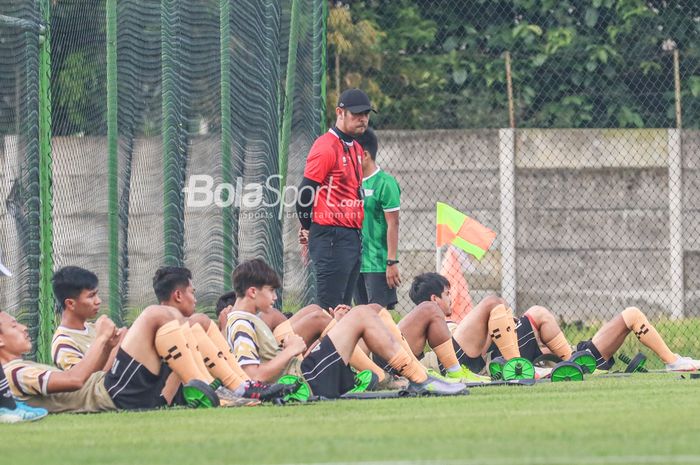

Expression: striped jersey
xmin=51 ymin=323 xmax=96 ymax=370
xmin=2 ymin=358 xmax=115 ymax=413
xmin=225 ymin=311 xmax=302 ymax=377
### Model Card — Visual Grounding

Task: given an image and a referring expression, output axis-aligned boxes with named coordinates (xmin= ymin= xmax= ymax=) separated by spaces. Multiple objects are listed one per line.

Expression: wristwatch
xmin=386 ymin=259 xmax=399 ymax=266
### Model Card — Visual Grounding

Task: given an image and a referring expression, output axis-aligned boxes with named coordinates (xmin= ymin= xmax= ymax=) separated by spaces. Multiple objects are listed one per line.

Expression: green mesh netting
xmin=0 ymin=0 xmax=325 ymax=357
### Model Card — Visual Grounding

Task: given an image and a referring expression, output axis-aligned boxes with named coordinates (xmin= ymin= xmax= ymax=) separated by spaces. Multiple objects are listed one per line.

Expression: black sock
xmin=0 ymin=364 xmax=17 ymax=409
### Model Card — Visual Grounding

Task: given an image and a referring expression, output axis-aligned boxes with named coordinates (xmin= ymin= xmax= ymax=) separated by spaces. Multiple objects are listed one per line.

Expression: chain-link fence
xmin=0 ymin=0 xmax=325 ymax=361
xmin=331 ymin=0 xmax=700 ymax=367
xmin=1 ymin=0 xmax=699 ymax=367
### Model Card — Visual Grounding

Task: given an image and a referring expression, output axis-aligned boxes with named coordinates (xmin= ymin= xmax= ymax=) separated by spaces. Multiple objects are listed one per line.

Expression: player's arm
xmin=103 ymin=327 xmax=127 ymax=371
xmin=383 ymin=179 xmax=401 ymax=288
xmin=228 ymin=319 xmax=305 ymax=382
xmin=296 ymin=177 xmax=321 ymax=231
xmin=46 ymin=316 xmax=117 ymax=393
xmin=385 ymin=210 xmax=399 ymax=262
xmin=240 ymin=337 xmax=305 ymax=383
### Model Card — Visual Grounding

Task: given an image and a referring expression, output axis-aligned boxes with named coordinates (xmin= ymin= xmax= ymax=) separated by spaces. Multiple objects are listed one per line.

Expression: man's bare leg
xmin=452 ymin=296 xmax=508 ymax=358
xmin=326 ymin=306 xmax=432 ymax=386
xmin=523 ymin=306 xmax=572 ymax=360
xmin=398 ymin=302 xmax=466 ymax=373
xmin=120 ymin=305 xmax=186 ymax=375
xmin=591 ymin=307 xmax=696 ymax=371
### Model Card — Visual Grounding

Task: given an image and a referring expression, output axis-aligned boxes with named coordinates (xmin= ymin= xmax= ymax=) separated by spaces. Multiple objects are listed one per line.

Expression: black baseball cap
xmin=337 ymin=88 xmax=377 ymax=113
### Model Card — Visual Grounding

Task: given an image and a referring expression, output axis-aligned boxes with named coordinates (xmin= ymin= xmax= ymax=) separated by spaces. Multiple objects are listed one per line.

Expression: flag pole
xmin=435 ymin=245 xmax=442 ymax=272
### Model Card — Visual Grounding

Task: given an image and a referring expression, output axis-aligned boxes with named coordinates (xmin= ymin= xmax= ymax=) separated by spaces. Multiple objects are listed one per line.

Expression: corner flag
xmin=436 ymin=202 xmax=496 ymax=260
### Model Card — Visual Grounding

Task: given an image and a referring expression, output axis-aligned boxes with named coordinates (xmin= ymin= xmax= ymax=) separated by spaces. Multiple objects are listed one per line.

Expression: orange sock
xmin=191 ymin=324 xmax=247 ymax=390
xmin=155 ymin=320 xmax=208 ymax=384
xmin=547 ymin=332 xmax=572 ymax=360
xmin=387 ymin=348 xmax=428 ymax=383
xmin=378 ymin=309 xmax=420 ymax=362
xmin=350 ymin=346 xmax=386 ymax=381
xmin=273 ymin=320 xmax=294 ymax=345
xmin=488 ymin=305 xmax=520 ymax=359
xmin=181 ymin=323 xmax=215 ymax=383
xmin=433 ymin=339 xmax=460 ymax=371
xmin=205 ymin=322 xmax=251 ymax=382
xmin=621 ymin=307 xmax=676 ymax=364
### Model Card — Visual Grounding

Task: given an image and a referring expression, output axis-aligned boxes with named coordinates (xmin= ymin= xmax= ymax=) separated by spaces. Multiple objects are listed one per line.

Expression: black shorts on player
xmin=576 ymin=340 xmax=615 ymax=370
xmin=104 ymin=348 xmax=186 ymax=410
xmin=488 ymin=315 xmax=543 ymax=362
xmin=301 ymin=337 xmax=357 ymax=399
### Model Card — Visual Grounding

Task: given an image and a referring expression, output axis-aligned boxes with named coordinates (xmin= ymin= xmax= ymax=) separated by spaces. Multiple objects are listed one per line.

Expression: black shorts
xmin=104 ymin=348 xmax=184 ymax=410
xmin=301 ymin=336 xmax=356 ymax=399
xmin=576 ymin=340 xmax=615 ymax=370
xmin=355 ymin=272 xmax=398 ymax=310
xmin=451 ymin=338 xmax=486 ymax=374
xmin=488 ymin=316 xmax=543 ymax=362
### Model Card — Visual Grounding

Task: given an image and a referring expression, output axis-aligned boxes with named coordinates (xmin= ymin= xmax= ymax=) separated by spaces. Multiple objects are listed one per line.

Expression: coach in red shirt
xmin=296 ymin=89 xmax=375 ymax=309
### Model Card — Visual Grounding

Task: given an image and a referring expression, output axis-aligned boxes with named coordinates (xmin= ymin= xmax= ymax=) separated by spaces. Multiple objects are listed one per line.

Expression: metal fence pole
xmin=37 ymin=0 xmax=55 ymax=363
xmin=498 ymin=128 xmax=517 ymax=309
xmin=668 ymin=128 xmax=684 ymax=319
xmin=106 ymin=0 xmax=122 ymax=325
xmin=221 ymin=0 xmax=234 ymax=288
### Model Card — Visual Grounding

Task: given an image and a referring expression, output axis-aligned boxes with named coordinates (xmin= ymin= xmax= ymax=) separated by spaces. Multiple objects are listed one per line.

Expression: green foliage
xmin=55 ymin=51 xmax=105 ymax=133
xmin=329 ymin=0 xmax=700 ymax=129
xmin=39 ymin=1 xmax=700 ymax=132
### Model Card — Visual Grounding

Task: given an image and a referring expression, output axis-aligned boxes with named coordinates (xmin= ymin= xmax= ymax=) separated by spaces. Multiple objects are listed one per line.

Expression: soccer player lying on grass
xmin=412 ymin=273 xmax=700 ymax=374
xmin=51 ymin=266 xmax=126 ymax=371
xmin=521 ymin=305 xmax=700 ymax=372
xmin=0 ymin=304 xmax=255 ymax=413
xmin=51 ymin=264 xmax=291 ymax=406
xmin=0 ymin=262 xmax=47 ymax=423
xmin=217 ymin=293 xmax=407 ymax=390
xmin=406 ymin=272 xmax=550 ymax=377
xmin=152 ymin=265 xmax=297 ymax=402
xmin=219 ymin=258 xmax=466 ymax=398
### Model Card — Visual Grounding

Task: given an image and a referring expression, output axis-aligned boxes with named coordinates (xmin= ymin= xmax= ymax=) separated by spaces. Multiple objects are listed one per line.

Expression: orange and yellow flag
xmin=436 ymin=202 xmax=496 ymax=260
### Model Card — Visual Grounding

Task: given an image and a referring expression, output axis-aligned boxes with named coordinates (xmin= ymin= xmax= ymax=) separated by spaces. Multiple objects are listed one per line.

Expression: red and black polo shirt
xmin=303 ymin=128 xmax=364 ymax=229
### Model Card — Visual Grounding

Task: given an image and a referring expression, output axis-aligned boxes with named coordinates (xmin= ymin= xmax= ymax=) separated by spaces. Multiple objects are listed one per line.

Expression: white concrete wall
xmin=1 ymin=129 xmax=699 ymax=321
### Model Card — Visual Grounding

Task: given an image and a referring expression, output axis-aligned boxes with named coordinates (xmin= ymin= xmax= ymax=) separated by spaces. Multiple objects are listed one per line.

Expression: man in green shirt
xmin=354 ymin=128 xmax=402 ymax=309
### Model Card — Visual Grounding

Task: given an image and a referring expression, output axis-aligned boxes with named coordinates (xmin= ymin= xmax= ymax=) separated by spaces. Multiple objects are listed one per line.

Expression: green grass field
xmin=3 ymin=374 xmax=700 ymax=465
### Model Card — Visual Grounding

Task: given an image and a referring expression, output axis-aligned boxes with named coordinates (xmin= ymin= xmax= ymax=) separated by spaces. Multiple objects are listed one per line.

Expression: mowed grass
xmin=2 ymin=375 xmax=700 ymax=465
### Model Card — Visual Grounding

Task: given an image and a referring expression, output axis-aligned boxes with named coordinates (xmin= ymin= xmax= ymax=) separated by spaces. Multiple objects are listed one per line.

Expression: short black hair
xmin=409 ymin=272 xmax=450 ymax=305
xmin=232 ymin=259 xmax=281 ymax=298
xmin=52 ymin=266 xmax=99 ymax=311
xmin=215 ymin=291 xmax=237 ymax=317
xmin=355 ymin=127 xmax=378 ymax=161
xmin=153 ymin=266 xmax=192 ymax=303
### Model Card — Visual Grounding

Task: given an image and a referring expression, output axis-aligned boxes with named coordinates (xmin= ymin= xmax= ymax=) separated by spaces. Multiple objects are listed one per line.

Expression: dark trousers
xmin=308 ymin=223 xmax=362 ymax=310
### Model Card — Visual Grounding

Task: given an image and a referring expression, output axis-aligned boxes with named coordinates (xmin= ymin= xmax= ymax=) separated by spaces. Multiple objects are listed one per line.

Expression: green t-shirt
xmin=361 ymin=168 xmax=401 ymax=272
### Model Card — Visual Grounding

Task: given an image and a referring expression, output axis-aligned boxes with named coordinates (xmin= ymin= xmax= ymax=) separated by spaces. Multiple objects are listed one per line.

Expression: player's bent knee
xmin=482 ymin=295 xmax=507 ymax=310
xmin=349 ymin=305 xmax=378 ymax=320
xmin=365 ymin=303 xmax=383 ymax=313
xmin=139 ymin=305 xmax=183 ymax=326
xmin=621 ymin=307 xmax=646 ymax=331
xmin=524 ymin=305 xmax=553 ymax=323
xmin=188 ymin=313 xmax=212 ymax=329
